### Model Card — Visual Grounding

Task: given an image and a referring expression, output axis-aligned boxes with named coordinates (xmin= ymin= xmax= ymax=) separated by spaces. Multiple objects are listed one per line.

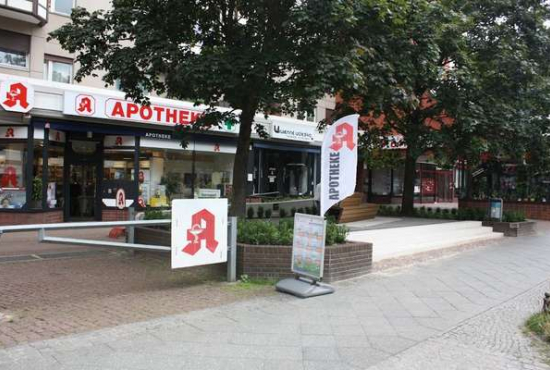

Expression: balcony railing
xmin=0 ymin=0 xmax=48 ymax=25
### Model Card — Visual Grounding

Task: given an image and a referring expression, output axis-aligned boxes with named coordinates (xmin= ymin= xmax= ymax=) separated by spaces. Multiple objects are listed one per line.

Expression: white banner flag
xmin=320 ymin=114 xmax=359 ymax=216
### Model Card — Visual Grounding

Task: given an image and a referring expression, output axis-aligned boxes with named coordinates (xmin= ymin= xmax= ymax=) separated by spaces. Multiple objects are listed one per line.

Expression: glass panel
xmin=69 ymin=164 xmax=96 ymax=219
xmin=48 ymin=145 xmax=64 ymax=208
xmin=392 ymin=167 xmax=405 ymax=196
xmin=71 ymin=140 xmax=97 ymax=155
xmin=0 ymin=143 xmax=27 ymax=208
xmin=139 ymin=149 xmax=193 ymax=207
xmin=53 ymin=0 xmax=73 ymax=14
xmin=104 ymin=149 xmax=134 ymax=181
xmin=0 ymin=48 xmax=26 ymax=68
xmin=371 ymin=168 xmax=392 ymax=195
xmin=194 ymin=152 xmax=234 ymax=198
xmin=259 ymin=149 xmax=311 ymax=197
xmin=51 ymin=61 xmax=72 ymax=83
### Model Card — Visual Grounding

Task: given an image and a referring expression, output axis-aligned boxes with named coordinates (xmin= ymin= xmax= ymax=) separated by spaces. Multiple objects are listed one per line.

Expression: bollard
xmin=227 ymin=217 xmax=237 ymax=282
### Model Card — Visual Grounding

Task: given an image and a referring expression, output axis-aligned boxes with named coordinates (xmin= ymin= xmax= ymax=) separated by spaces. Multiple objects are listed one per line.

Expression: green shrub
xmin=291 ymin=207 xmax=297 ymax=217
xmin=435 ymin=207 xmax=441 ymax=214
xmin=144 ymin=209 xmax=165 ymax=220
xmin=257 ymin=206 xmax=264 ymax=219
xmin=265 ymin=209 xmax=272 ymax=218
xmin=305 ymin=206 xmax=312 ymax=214
xmin=247 ymin=207 xmax=254 ymax=219
xmin=326 ymin=222 xmax=349 ymax=245
xmin=297 ymin=207 xmax=304 ymax=214
xmin=451 ymin=208 xmax=458 ymax=216
xmin=237 ymin=219 xmax=348 ymax=246
xmin=503 ymin=211 xmax=526 ymax=223
xmin=279 ymin=208 xmax=287 ymax=218
xmin=525 ymin=313 xmax=550 ymax=342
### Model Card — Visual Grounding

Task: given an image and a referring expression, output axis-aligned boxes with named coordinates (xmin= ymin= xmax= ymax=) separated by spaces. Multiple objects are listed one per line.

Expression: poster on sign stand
xmin=276 ymin=114 xmax=359 ymax=299
xmin=275 ymin=213 xmax=334 ymax=299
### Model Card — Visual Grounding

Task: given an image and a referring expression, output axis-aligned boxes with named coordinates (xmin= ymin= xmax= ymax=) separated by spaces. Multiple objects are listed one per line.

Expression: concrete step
xmin=346 ymin=221 xmax=503 ymax=262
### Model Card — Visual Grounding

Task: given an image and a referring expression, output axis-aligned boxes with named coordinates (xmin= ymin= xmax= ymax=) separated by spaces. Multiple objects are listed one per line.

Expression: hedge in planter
xmin=237 ymin=219 xmax=348 ymax=246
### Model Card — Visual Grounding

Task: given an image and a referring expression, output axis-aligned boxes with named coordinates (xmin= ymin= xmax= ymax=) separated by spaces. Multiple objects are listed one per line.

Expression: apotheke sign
xmin=270 ymin=121 xmax=316 ymax=142
xmin=63 ymin=92 xmax=238 ymax=134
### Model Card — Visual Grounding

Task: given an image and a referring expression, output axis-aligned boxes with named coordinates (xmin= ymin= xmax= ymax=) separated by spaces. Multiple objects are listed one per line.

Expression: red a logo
xmin=115 ymin=136 xmax=123 ymax=146
xmin=329 ymin=122 xmax=356 ymax=151
xmin=183 ymin=209 xmax=218 ymax=256
xmin=76 ymin=95 xmax=95 ymax=115
xmin=3 ymin=83 xmax=29 ymax=109
xmin=213 ymin=143 xmax=220 ymax=152
xmin=5 ymin=128 xmax=14 ymax=138
xmin=78 ymin=98 xmax=92 ymax=113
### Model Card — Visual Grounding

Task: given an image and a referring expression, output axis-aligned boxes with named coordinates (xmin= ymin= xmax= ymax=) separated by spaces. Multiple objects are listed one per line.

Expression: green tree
xmin=341 ymin=0 xmax=550 ymax=215
xmin=50 ymin=0 xmax=361 ymax=216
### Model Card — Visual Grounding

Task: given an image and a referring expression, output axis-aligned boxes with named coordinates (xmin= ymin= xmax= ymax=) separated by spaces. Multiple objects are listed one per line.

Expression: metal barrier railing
xmin=0 ymin=217 xmax=238 ymax=282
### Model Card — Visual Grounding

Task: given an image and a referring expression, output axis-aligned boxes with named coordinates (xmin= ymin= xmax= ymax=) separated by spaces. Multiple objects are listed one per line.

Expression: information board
xmin=489 ymin=198 xmax=503 ymax=221
xmin=291 ymin=213 xmax=327 ymax=280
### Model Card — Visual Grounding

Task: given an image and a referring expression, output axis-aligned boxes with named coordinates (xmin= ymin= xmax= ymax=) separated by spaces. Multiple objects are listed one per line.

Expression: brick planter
xmin=135 ymin=227 xmax=373 ymax=283
xmin=237 ymin=242 xmax=373 ymax=283
xmin=482 ymin=220 xmax=537 ymax=237
xmin=460 ymin=199 xmax=550 ymax=221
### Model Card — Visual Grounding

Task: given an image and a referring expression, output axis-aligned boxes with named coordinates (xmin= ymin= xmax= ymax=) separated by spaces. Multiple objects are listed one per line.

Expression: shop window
xmin=371 ymin=168 xmax=392 ymax=196
xmin=44 ymin=56 xmax=73 ymax=84
xmin=0 ymin=30 xmax=30 ymax=69
xmin=104 ymin=149 xmax=134 ymax=181
xmin=392 ymin=167 xmax=405 ymax=196
xmin=34 ymin=143 xmax=64 ymax=209
xmin=51 ymin=0 xmax=74 ymax=15
xmin=257 ymin=149 xmax=313 ymax=197
xmin=194 ymin=152 xmax=233 ymax=198
xmin=0 ymin=143 xmax=27 ymax=209
xmin=139 ymin=149 xmax=194 ymax=207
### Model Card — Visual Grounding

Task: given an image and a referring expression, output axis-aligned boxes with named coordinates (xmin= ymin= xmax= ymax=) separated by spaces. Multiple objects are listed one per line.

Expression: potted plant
xmin=30 ymin=176 xmax=42 ymax=209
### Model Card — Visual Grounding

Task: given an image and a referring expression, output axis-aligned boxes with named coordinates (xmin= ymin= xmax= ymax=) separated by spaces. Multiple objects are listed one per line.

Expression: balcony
xmin=0 ymin=0 xmax=48 ymax=25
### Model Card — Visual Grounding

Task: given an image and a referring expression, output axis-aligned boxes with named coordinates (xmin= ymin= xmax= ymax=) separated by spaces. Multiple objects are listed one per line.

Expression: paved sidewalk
xmin=1 ymin=226 xmax=550 ymax=369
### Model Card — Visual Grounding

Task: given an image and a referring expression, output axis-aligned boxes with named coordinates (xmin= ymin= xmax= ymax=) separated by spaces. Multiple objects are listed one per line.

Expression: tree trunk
xmin=229 ymin=106 xmax=256 ymax=217
xmin=401 ymin=148 xmax=417 ymax=216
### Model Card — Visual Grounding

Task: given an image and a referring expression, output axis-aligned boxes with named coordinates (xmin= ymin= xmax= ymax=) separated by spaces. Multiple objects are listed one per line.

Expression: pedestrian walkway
xmin=1 ymin=224 xmax=549 ymax=369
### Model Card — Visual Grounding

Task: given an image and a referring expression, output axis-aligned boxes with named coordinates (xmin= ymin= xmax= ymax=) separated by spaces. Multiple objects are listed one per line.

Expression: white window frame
xmin=50 ymin=0 xmax=75 ymax=16
xmin=44 ymin=59 xmax=74 ymax=84
xmin=0 ymin=48 xmax=29 ymax=71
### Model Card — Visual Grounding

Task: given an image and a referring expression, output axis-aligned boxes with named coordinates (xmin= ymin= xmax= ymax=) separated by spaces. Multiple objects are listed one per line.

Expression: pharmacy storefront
xmin=0 ymin=75 xmax=321 ymax=225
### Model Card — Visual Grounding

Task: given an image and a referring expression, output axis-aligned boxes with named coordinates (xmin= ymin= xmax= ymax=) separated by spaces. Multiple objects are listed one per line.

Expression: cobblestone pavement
xmin=1 ymin=225 xmax=550 ymax=369
xmin=0 ymin=251 xmax=272 ymax=348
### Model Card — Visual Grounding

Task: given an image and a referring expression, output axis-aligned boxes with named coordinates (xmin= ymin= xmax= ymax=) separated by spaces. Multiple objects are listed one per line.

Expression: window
xmin=139 ymin=149 xmax=194 ymax=207
xmin=296 ymin=110 xmax=316 ymax=122
xmin=0 ymin=143 xmax=27 ymax=209
xmin=44 ymin=56 xmax=73 ymax=84
xmin=0 ymin=30 xmax=30 ymax=69
xmin=51 ymin=0 xmax=74 ymax=15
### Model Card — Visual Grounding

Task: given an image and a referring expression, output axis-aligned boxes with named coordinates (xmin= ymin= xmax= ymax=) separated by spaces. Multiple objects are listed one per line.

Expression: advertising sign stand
xmin=275 ymin=213 xmax=335 ymax=298
xmin=489 ymin=198 xmax=503 ymax=221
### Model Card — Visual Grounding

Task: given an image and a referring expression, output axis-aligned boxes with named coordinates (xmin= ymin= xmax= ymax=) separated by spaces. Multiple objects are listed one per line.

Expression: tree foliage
xmin=50 ymin=0 xmax=362 ymax=216
xmin=338 ymin=0 xmax=550 ymax=214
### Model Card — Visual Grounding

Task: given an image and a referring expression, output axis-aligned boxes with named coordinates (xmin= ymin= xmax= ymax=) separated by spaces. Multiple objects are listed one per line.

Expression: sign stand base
xmin=276 ymin=276 xmax=335 ymax=299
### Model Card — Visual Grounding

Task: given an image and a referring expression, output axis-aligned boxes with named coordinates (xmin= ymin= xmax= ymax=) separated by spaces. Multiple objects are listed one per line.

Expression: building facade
xmin=0 ymin=1 xmax=333 ymax=225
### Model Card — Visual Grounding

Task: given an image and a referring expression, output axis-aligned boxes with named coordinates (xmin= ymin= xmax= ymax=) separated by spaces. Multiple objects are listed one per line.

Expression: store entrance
xmin=68 ymin=164 xmax=97 ymax=220
xmin=64 ymin=137 xmax=103 ymax=221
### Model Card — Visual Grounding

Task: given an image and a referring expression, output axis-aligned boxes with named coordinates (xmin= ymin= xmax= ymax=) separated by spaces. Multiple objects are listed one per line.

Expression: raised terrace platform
xmin=346 ymin=219 xmax=504 ymax=265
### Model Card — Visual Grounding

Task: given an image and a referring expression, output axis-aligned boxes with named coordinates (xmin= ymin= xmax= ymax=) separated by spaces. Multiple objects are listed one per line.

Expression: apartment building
xmin=0 ymin=0 xmax=335 ymax=225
